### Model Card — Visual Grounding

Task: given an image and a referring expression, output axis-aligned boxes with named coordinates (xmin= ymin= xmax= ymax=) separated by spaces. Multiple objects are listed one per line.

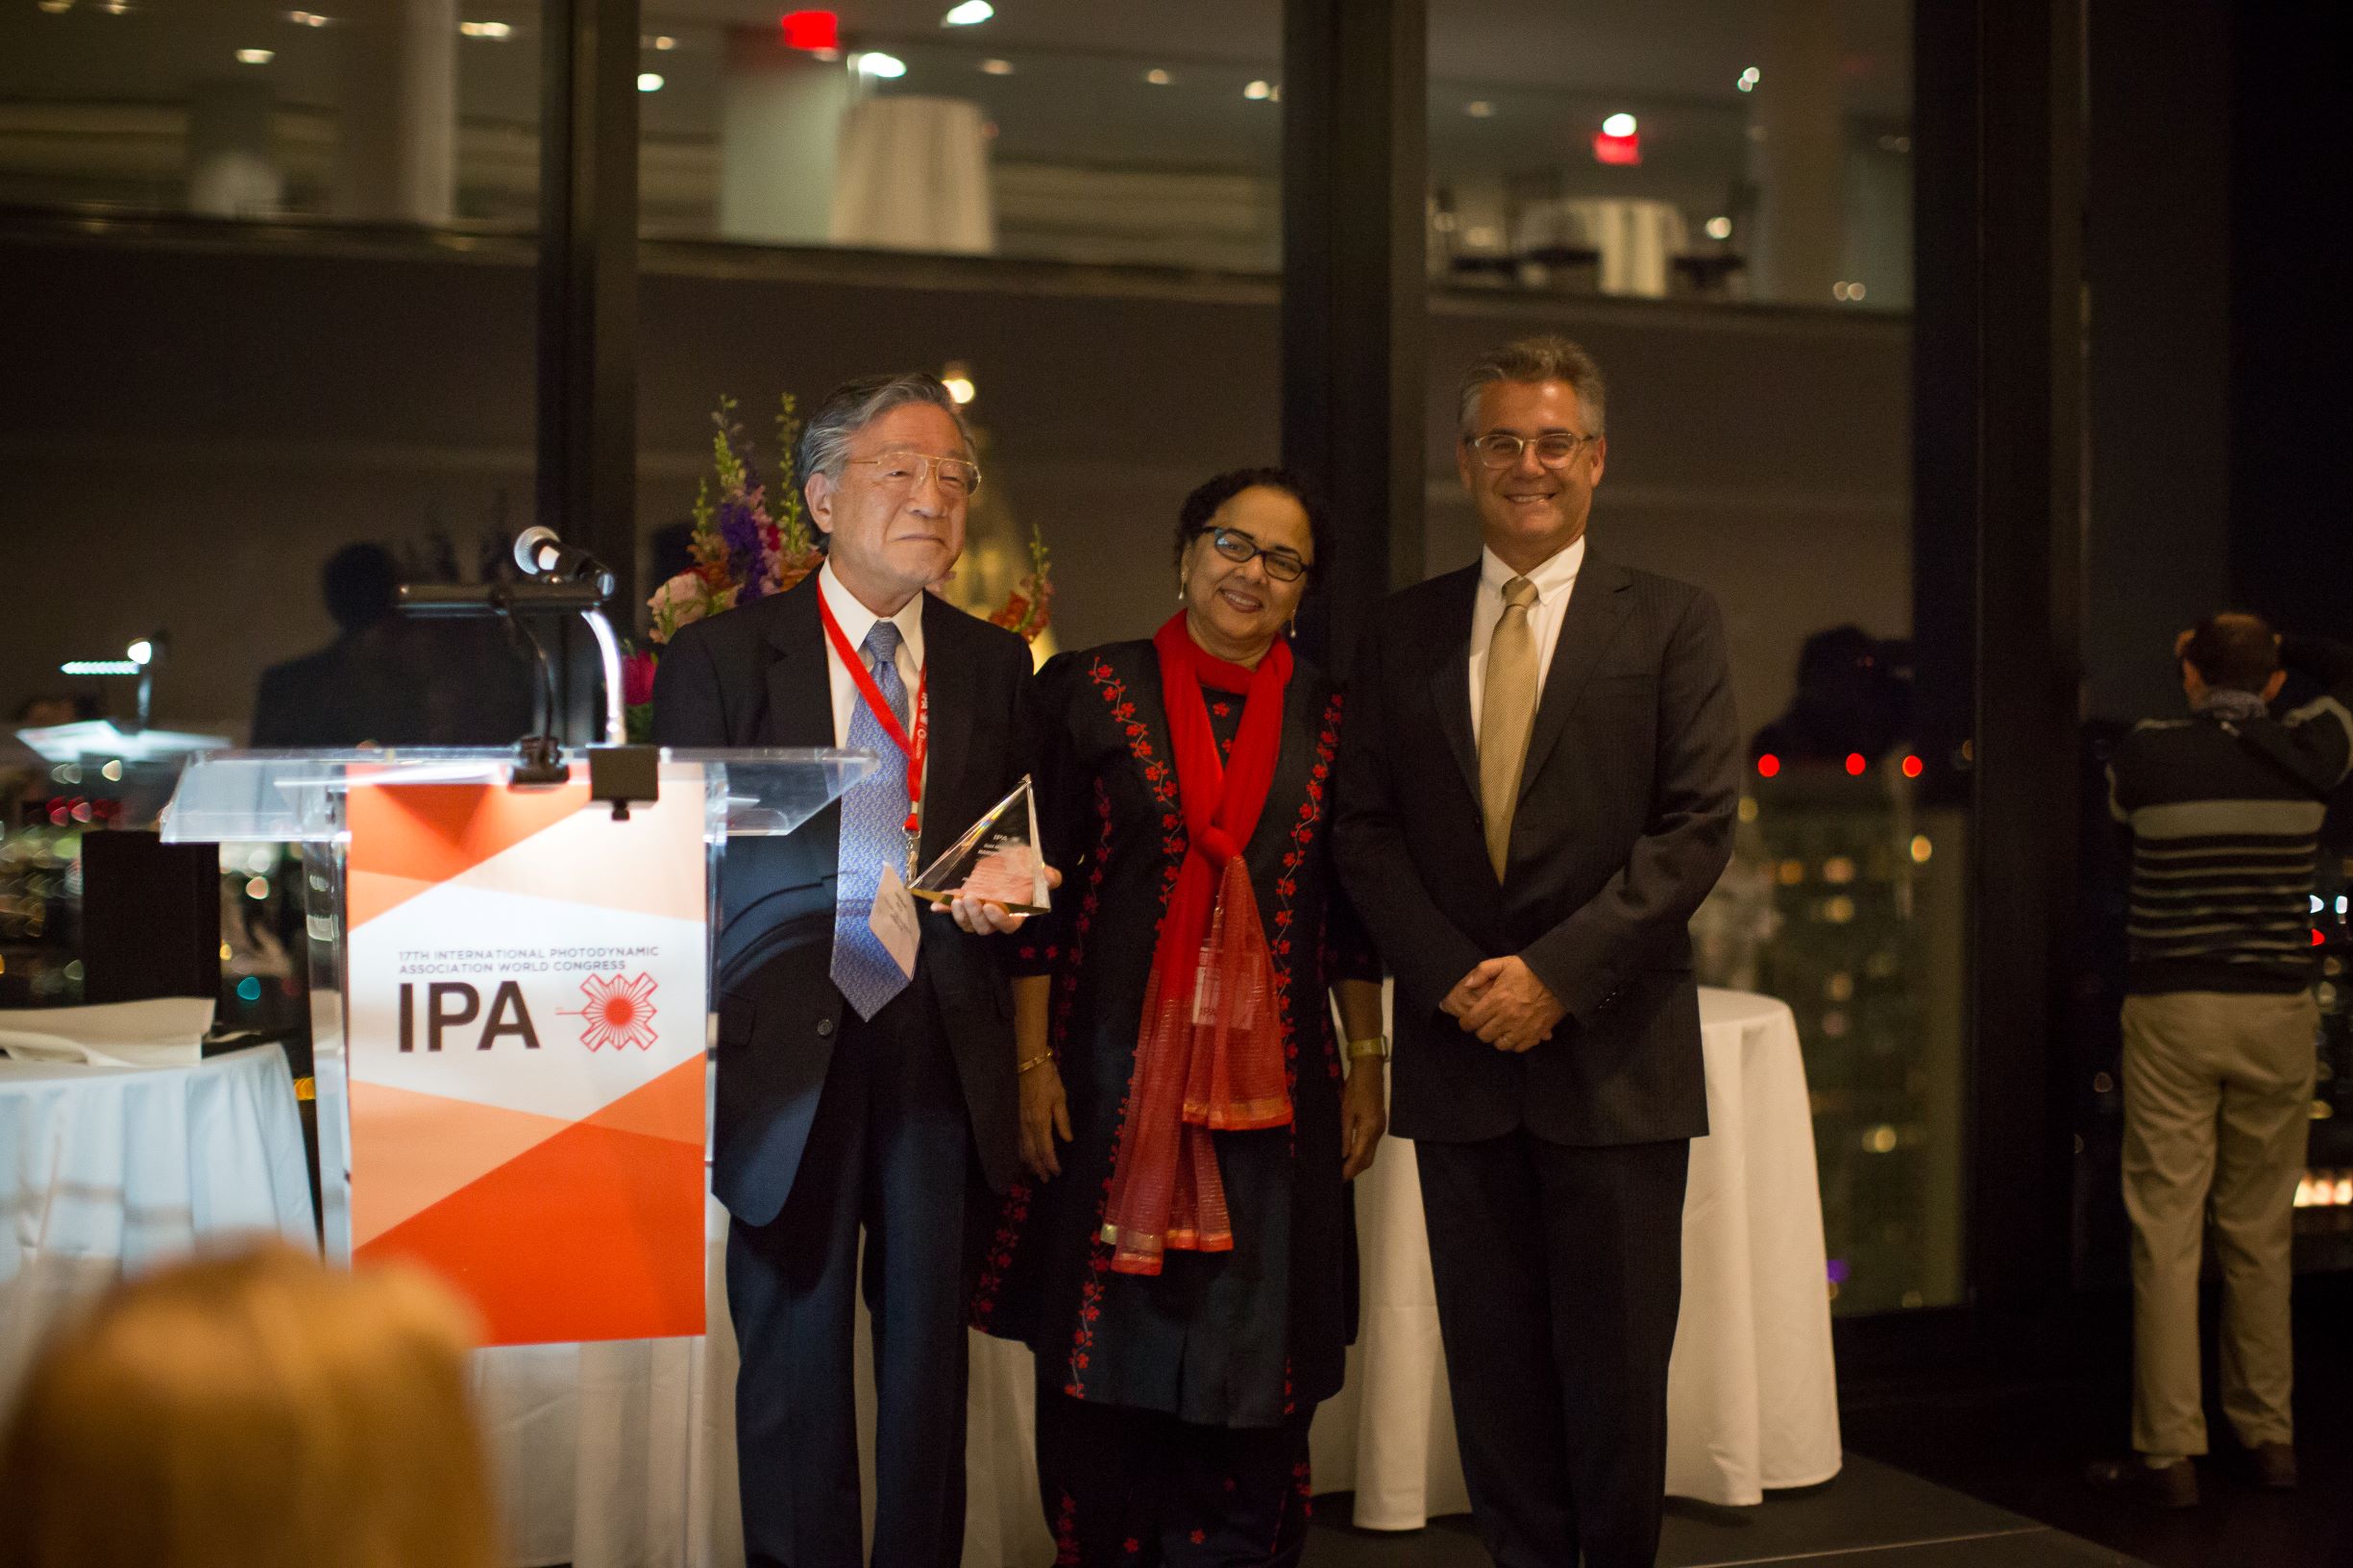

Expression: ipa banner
xmin=343 ymin=772 xmax=707 ymax=1344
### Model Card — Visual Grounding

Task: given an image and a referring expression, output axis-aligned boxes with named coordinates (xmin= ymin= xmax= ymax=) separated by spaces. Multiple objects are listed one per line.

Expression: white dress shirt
xmin=816 ymin=560 xmax=926 ymax=748
xmin=1467 ymin=534 xmax=1584 ymax=745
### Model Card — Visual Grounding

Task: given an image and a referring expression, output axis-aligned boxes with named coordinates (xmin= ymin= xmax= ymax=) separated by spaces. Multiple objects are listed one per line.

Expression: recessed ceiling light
xmin=1464 ymin=100 xmax=1494 ymax=118
xmin=1704 ymin=215 xmax=1732 ymax=240
xmin=649 ymin=34 xmax=675 ymax=50
xmin=1243 ymin=79 xmax=1271 ymax=101
xmin=1602 ymin=111 xmax=1637 ymax=137
xmin=286 ymin=9 xmax=331 ymax=24
xmin=943 ymin=0 xmax=993 ymax=23
xmin=458 ymin=19 xmax=512 ymax=38
xmin=855 ymin=51 xmax=907 ymax=79
xmin=37 ymin=0 xmax=74 ymax=12
xmin=978 ymin=57 xmax=1014 ymax=75
xmin=636 ymin=71 xmax=664 ymax=91
xmin=1144 ymin=67 xmax=1171 ymax=86
xmin=1737 ymin=66 xmax=1761 ymax=91
xmin=235 ymin=47 xmax=275 ymax=63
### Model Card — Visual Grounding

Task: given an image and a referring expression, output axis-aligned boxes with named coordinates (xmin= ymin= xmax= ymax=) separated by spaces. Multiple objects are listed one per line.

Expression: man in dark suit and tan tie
xmin=652 ymin=372 xmax=1041 ymax=1568
xmin=1335 ymin=336 xmax=1739 ymax=1567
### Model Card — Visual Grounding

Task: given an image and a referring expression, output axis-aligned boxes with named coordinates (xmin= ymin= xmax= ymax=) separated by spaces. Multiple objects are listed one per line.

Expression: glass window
xmin=637 ymin=2 xmax=1283 ymax=270
xmin=0 ymin=1 xmax=539 ymax=226
xmin=1428 ymin=2 xmax=1910 ymax=310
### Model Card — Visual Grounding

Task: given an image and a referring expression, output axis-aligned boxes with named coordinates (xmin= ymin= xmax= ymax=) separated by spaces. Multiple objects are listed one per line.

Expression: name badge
xmin=869 ymin=862 xmax=921 ymax=981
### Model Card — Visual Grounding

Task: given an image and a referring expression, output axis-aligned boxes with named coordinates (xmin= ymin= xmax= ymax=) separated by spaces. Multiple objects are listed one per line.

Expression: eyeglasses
xmin=1206 ymin=527 xmax=1310 ymax=583
xmin=846 ymin=451 xmax=983 ymax=497
xmin=1468 ymin=430 xmax=1598 ymax=469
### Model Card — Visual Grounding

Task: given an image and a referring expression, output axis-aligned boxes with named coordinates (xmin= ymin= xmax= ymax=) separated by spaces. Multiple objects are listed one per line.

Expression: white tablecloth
xmin=0 ymin=1041 xmax=317 ymax=1405
xmin=517 ymin=989 xmax=1838 ymax=1566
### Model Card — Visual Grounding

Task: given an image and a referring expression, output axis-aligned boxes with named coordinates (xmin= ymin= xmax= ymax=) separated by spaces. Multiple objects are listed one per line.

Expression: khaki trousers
xmin=2120 ymin=989 xmax=2316 ymax=1458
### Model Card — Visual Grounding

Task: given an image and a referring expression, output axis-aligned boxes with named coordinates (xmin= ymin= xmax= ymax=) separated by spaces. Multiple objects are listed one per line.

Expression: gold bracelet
xmin=1345 ymin=1035 xmax=1390 ymax=1062
xmin=1017 ymin=1050 xmax=1057 ymax=1074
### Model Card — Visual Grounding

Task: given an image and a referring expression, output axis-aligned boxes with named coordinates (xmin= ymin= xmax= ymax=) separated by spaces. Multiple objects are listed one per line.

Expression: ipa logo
xmin=394 ymin=972 xmax=658 ymax=1052
xmin=561 ymin=972 xmax=661 ymax=1052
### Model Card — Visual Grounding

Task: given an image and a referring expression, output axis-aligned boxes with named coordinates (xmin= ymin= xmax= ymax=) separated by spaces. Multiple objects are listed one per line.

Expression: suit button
xmin=816 ymin=1017 xmax=835 ymax=1038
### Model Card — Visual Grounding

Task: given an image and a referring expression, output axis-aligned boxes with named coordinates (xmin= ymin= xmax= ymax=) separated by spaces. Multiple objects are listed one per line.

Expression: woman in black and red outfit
xmin=972 ymin=469 xmax=1388 ymax=1565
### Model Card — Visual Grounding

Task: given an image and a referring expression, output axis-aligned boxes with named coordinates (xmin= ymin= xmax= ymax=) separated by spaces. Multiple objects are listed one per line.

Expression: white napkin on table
xmin=0 ymin=997 xmax=216 ymax=1066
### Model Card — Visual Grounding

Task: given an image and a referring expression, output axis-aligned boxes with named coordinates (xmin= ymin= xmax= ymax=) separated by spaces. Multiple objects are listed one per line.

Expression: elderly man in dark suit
xmin=1335 ymin=336 xmax=1738 ymax=1568
xmin=652 ymin=372 xmax=1040 ymax=1568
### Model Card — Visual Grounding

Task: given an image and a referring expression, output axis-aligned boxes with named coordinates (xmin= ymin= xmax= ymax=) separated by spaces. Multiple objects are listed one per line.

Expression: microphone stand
xmin=396 ymin=577 xmax=629 ymax=783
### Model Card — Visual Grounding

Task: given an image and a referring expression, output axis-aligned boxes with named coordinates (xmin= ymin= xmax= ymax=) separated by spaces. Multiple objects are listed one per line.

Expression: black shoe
xmin=2249 ymin=1442 xmax=2297 ymax=1491
xmin=2085 ymin=1456 xmax=2199 ymax=1508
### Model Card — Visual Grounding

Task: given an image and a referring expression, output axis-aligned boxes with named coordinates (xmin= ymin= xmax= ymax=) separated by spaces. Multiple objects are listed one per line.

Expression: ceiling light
xmin=286 ymin=10 xmax=331 ymax=24
xmin=636 ymin=71 xmax=664 ymax=91
xmin=1144 ymin=67 xmax=1171 ymax=86
xmin=1243 ymin=79 xmax=1271 ymax=101
xmin=235 ymin=47 xmax=275 ymax=63
xmin=1738 ymin=66 xmax=1761 ymax=91
xmin=978 ymin=57 xmax=1014 ymax=75
xmin=943 ymin=1 xmax=993 ymax=23
xmin=941 ymin=362 xmax=976 ymax=404
xmin=37 ymin=0 xmax=74 ymax=12
xmin=458 ymin=19 xmax=512 ymax=38
xmin=1464 ymin=100 xmax=1494 ymax=118
xmin=1602 ymin=111 xmax=1637 ymax=137
xmin=855 ymin=51 xmax=907 ymax=78
xmin=648 ymin=34 xmax=675 ymax=49
xmin=126 ymin=640 xmax=155 ymax=666
xmin=1704 ymin=215 xmax=1732 ymax=240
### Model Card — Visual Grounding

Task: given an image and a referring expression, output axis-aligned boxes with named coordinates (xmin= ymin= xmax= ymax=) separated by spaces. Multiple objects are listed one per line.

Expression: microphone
xmin=512 ymin=526 xmax=613 ymax=590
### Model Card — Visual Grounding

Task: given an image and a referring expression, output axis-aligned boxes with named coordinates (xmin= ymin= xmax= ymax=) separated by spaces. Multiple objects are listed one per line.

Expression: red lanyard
xmin=817 ymin=586 xmax=928 ymax=843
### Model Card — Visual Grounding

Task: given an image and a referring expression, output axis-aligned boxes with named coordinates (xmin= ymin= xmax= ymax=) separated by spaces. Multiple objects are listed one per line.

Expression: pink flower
xmin=622 ymin=649 xmax=659 ymax=707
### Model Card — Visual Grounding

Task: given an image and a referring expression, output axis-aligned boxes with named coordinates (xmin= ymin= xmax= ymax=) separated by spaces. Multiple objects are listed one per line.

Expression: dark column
xmin=1281 ymin=0 xmax=1426 ymax=670
xmin=1912 ymin=0 xmax=2088 ymax=1314
xmin=538 ymin=0 xmax=641 ymax=625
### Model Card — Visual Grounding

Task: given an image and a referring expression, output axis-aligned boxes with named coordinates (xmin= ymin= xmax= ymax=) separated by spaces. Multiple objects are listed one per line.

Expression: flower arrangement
xmin=623 ymin=392 xmax=1053 ymax=741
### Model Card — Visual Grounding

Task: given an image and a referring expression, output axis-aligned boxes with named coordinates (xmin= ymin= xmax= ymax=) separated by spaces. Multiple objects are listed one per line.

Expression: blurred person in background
xmin=2090 ymin=614 xmax=2353 ymax=1507
xmin=0 ymin=1242 xmax=499 ymax=1568
xmin=250 ymin=542 xmax=430 ymax=749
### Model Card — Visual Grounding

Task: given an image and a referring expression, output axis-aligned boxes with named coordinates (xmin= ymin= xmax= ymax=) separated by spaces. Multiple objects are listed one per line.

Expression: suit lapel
xmin=760 ymin=575 xmax=838 ymax=749
xmin=1517 ymin=553 xmax=1631 ymax=801
xmin=1422 ymin=565 xmax=1483 ymax=806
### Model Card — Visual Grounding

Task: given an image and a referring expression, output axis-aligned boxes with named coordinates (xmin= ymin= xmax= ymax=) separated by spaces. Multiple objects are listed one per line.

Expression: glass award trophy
xmin=910 ymin=774 xmax=1051 ymax=915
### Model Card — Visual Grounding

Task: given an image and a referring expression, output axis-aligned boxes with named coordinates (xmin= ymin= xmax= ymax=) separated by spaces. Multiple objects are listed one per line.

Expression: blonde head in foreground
xmin=0 ymin=1242 xmax=499 ymax=1568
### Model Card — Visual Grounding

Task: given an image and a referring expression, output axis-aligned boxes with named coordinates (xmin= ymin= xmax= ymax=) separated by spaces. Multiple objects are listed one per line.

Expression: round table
xmin=0 ymin=1041 xmax=317 ymax=1405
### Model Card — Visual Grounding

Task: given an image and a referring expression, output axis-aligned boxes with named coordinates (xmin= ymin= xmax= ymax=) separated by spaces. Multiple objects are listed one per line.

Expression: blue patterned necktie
xmin=830 ymin=619 xmax=916 ymax=1020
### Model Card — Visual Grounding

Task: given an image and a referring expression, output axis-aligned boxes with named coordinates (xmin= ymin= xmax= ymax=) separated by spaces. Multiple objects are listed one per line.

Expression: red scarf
xmin=1099 ymin=614 xmax=1295 ymax=1275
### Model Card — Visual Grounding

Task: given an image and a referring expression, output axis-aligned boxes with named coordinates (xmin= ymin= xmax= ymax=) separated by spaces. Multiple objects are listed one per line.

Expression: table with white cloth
xmin=523 ymin=987 xmax=1839 ymax=1568
xmin=0 ymin=1039 xmax=318 ymax=1405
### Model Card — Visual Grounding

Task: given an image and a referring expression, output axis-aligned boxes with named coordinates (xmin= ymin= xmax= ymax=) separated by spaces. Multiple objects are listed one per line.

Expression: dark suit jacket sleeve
xmin=1520 ymin=587 xmax=1739 ymax=1024
xmin=1333 ymin=626 xmax=1488 ymax=1014
xmin=650 ymin=623 xmax=727 ymax=747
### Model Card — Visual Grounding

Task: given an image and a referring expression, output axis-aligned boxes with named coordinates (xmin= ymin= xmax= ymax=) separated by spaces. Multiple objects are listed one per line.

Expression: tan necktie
xmin=1479 ymin=576 xmax=1540 ymax=880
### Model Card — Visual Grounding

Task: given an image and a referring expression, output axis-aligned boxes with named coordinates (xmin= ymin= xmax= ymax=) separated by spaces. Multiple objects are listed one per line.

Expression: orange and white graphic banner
xmin=343 ymin=771 xmax=707 ymax=1345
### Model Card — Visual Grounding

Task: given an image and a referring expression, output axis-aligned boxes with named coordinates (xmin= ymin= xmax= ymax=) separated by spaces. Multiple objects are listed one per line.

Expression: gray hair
xmin=1457 ymin=334 xmax=1607 ymax=439
xmin=796 ymin=371 xmax=975 ymax=485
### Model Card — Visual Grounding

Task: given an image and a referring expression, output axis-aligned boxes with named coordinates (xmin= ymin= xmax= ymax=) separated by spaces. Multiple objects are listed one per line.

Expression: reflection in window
xmin=1428 ymin=1 xmax=1910 ymax=308
xmin=639 ymin=4 xmax=1284 ymax=271
xmin=0 ymin=0 xmax=538 ymax=224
